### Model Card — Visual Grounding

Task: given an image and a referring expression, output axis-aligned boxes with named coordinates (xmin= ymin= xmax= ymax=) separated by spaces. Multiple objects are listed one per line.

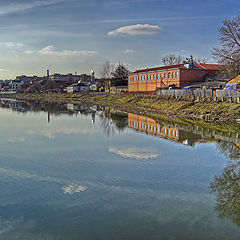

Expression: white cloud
xmin=0 ymin=42 xmax=23 ymax=48
xmin=38 ymin=45 xmax=98 ymax=57
xmin=108 ymin=24 xmax=161 ymax=36
xmin=125 ymin=49 xmax=136 ymax=54
xmin=41 ymin=127 xmax=97 ymax=139
xmin=26 ymin=127 xmax=97 ymax=140
xmin=0 ymin=167 xmax=58 ymax=183
xmin=62 ymin=183 xmax=87 ymax=195
xmin=24 ymin=50 xmax=35 ymax=54
xmin=108 ymin=147 xmax=161 ymax=160
xmin=0 ymin=0 xmax=66 ymax=15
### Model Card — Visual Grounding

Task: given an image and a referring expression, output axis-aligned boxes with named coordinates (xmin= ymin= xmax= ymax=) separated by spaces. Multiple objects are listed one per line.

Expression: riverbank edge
xmin=0 ymin=93 xmax=240 ymax=134
xmin=1 ymin=92 xmax=240 ymax=131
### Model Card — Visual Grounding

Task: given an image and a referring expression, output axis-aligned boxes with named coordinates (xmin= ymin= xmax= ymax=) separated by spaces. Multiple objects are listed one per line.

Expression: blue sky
xmin=0 ymin=0 xmax=239 ymax=79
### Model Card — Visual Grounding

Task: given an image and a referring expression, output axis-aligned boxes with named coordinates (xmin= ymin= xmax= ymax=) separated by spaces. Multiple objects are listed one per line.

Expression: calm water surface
xmin=0 ymin=99 xmax=240 ymax=240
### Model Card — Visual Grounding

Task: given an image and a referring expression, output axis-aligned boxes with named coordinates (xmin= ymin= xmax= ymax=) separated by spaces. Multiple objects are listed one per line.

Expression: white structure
xmin=91 ymin=70 xmax=95 ymax=83
xmin=10 ymin=80 xmax=24 ymax=91
xmin=67 ymin=83 xmax=89 ymax=93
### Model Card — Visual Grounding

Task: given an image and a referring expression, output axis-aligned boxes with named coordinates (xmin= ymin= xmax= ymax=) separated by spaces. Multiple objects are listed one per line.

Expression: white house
xmin=67 ymin=83 xmax=90 ymax=93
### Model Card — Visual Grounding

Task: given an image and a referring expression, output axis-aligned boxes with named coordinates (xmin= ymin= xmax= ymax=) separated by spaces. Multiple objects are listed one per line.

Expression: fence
xmin=156 ymin=89 xmax=240 ymax=101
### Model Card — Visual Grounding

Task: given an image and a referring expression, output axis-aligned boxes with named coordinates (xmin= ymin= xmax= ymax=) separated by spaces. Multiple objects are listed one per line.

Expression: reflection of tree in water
xmin=111 ymin=113 xmax=128 ymax=131
xmin=0 ymin=99 xmax=128 ymax=136
xmin=211 ymin=140 xmax=240 ymax=227
xmin=99 ymin=113 xmax=115 ymax=136
xmin=98 ymin=108 xmax=128 ymax=136
xmin=216 ymin=140 xmax=240 ymax=160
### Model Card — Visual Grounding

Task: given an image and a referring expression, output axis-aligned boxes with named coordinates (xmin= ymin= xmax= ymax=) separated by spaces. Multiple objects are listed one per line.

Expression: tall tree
xmin=112 ymin=62 xmax=130 ymax=80
xmin=99 ymin=61 xmax=115 ymax=80
xmin=213 ymin=15 xmax=240 ymax=79
xmin=99 ymin=61 xmax=115 ymax=92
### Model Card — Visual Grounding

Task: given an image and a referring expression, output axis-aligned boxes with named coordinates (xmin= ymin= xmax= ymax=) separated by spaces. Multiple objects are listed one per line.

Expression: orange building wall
xmin=128 ymin=67 xmax=219 ymax=92
xmin=128 ymin=69 xmax=180 ymax=92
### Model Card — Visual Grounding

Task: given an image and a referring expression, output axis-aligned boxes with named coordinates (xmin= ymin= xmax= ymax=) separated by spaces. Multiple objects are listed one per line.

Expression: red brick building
xmin=128 ymin=63 xmax=222 ymax=93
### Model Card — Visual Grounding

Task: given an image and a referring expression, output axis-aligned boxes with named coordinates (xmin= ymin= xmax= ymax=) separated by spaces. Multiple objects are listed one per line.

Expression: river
xmin=0 ymin=99 xmax=240 ymax=240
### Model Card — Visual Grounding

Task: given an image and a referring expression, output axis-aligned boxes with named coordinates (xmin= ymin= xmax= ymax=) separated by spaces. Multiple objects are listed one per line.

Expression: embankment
xmin=1 ymin=92 xmax=240 ymax=123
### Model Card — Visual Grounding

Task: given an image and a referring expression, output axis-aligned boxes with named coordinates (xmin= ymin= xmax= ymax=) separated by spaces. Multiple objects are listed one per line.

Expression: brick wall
xmin=180 ymin=69 xmax=206 ymax=87
xmin=128 ymin=67 xmax=219 ymax=92
xmin=128 ymin=69 xmax=180 ymax=92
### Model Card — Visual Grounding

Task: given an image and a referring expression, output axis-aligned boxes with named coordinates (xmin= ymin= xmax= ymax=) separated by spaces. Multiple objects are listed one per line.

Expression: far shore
xmin=1 ymin=92 xmax=240 ymax=124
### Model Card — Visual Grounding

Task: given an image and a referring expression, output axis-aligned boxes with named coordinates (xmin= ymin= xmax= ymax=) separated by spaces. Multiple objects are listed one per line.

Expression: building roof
xmin=227 ymin=75 xmax=240 ymax=84
xmin=195 ymin=63 xmax=223 ymax=70
xmin=131 ymin=63 xmax=223 ymax=74
xmin=133 ymin=64 xmax=183 ymax=74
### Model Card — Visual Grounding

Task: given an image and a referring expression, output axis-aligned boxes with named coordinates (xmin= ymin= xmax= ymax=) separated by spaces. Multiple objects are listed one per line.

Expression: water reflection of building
xmin=67 ymin=103 xmax=89 ymax=112
xmin=0 ymin=99 xmax=28 ymax=112
xmin=128 ymin=113 xmax=213 ymax=146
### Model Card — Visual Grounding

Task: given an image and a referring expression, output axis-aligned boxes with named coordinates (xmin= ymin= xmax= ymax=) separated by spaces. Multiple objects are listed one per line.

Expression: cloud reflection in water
xmin=108 ymin=147 xmax=161 ymax=160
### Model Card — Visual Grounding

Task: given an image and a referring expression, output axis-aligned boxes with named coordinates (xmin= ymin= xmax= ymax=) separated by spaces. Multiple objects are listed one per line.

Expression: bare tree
xmin=191 ymin=57 xmax=207 ymax=64
xmin=99 ymin=61 xmax=115 ymax=92
xmin=162 ymin=54 xmax=207 ymax=66
xmin=162 ymin=54 xmax=184 ymax=66
xmin=99 ymin=61 xmax=115 ymax=79
xmin=213 ymin=15 xmax=240 ymax=79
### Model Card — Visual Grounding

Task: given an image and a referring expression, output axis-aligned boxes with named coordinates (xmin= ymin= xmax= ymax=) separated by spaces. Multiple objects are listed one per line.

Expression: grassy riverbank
xmin=2 ymin=92 xmax=240 ymax=123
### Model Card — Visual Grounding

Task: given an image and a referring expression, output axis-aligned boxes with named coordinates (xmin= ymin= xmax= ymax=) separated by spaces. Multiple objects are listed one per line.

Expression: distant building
xmin=10 ymin=80 xmax=24 ymax=92
xmin=50 ymin=73 xmax=72 ymax=82
xmin=128 ymin=63 xmax=222 ymax=93
xmin=67 ymin=83 xmax=90 ymax=93
xmin=50 ymin=73 xmax=93 ymax=83
xmin=105 ymin=78 xmax=128 ymax=93
xmin=79 ymin=74 xmax=92 ymax=83
xmin=16 ymin=75 xmax=39 ymax=84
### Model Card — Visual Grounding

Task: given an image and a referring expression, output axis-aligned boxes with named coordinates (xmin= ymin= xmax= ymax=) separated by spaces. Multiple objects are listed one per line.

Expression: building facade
xmin=128 ymin=63 xmax=222 ymax=93
xmin=67 ymin=83 xmax=90 ymax=93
